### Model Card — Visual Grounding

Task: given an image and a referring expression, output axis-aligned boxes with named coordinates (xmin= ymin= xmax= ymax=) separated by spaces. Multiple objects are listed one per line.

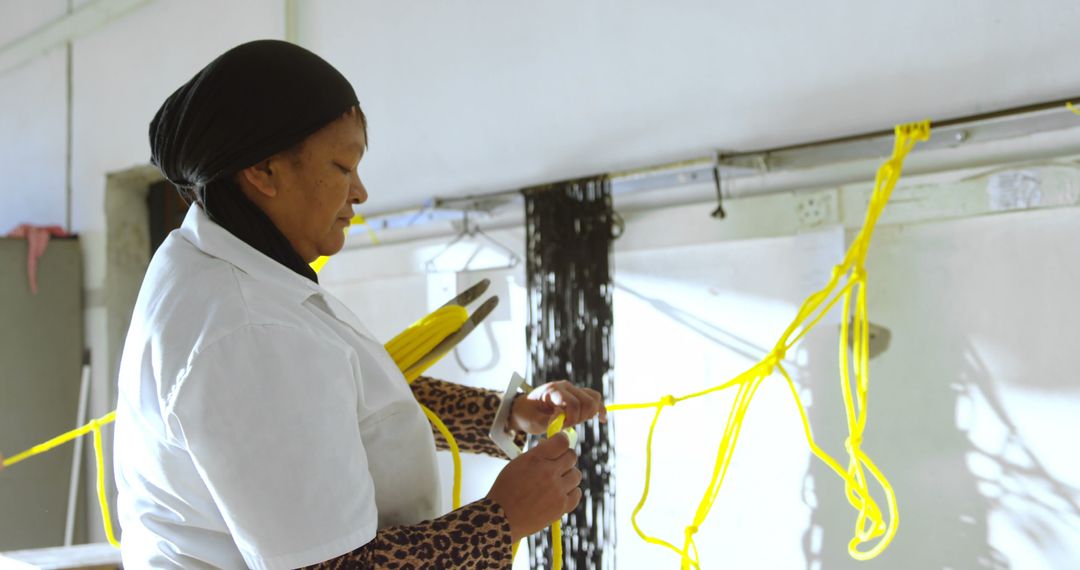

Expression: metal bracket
xmin=710 ymin=157 xmax=727 ymax=219
xmin=489 ymin=372 xmax=530 ymax=459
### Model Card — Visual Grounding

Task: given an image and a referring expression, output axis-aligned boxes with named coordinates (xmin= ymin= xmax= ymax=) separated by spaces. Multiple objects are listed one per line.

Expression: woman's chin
xmin=317 ymin=237 xmax=347 ymax=258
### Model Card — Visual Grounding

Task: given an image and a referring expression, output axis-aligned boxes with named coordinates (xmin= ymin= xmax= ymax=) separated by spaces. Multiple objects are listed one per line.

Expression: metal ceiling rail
xmin=721 ymin=97 xmax=1080 ymax=173
xmin=356 ymin=96 xmax=1080 ymax=235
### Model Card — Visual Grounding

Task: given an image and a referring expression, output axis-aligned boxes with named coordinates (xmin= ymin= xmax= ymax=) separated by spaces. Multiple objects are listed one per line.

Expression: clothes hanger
xmin=424 ymin=210 xmax=521 ymax=273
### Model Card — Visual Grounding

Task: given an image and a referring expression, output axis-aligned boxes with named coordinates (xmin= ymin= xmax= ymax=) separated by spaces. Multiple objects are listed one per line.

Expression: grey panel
xmin=0 ymin=237 xmax=85 ymax=550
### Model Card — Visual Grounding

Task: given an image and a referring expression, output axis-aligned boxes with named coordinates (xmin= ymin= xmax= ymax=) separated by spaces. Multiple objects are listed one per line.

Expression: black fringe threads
xmin=523 ymin=176 xmax=617 ymax=570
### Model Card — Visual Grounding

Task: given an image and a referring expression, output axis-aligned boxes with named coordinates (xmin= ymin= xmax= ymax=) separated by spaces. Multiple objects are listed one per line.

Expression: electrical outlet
xmin=795 ymin=192 xmax=837 ymax=228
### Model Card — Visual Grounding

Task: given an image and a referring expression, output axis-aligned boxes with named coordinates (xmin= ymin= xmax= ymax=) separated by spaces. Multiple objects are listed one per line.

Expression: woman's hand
xmin=509 ymin=380 xmax=607 ymax=435
xmin=486 ymin=432 xmax=581 ymax=542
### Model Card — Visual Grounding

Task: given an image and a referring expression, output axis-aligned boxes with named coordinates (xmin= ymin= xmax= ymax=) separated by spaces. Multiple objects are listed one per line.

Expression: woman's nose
xmin=351 ymin=175 xmax=368 ymax=205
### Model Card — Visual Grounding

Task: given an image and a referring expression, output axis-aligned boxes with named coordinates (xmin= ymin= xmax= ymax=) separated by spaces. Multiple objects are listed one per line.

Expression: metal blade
xmin=402 ymin=296 xmax=500 ymax=379
xmin=438 ymin=278 xmax=491 ymax=310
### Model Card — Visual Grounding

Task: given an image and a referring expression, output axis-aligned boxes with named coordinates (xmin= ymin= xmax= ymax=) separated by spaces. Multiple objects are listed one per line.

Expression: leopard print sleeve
xmin=409 ymin=376 xmax=527 ymax=459
xmin=300 ymin=497 xmax=514 ymax=569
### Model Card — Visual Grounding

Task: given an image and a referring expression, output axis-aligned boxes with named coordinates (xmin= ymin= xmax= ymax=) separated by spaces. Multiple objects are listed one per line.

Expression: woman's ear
xmin=238 ymin=159 xmax=278 ymax=198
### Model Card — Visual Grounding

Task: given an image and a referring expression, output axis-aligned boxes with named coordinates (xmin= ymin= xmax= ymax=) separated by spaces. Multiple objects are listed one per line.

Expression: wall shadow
xmin=800 ymin=332 xmax=1080 ymax=569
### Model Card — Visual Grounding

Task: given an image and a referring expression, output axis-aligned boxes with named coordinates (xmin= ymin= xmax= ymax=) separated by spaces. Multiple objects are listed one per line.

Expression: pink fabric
xmin=6 ymin=224 xmax=71 ymax=294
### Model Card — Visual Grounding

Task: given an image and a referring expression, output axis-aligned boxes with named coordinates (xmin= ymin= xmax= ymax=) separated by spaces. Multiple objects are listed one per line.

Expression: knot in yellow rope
xmin=898 ymin=121 xmax=931 ymax=140
xmin=880 ymin=159 xmax=899 ymax=178
xmin=609 ymin=120 xmax=928 ymax=566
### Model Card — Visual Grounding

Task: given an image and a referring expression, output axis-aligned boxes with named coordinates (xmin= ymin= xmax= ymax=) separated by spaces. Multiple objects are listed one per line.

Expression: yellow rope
xmin=2 ymin=302 xmax=470 ymax=547
xmin=605 ymin=121 xmax=930 ymax=567
xmin=1068 ymin=102 xmax=1080 ymax=116
xmin=5 ymin=124 xmax=927 ymax=562
xmin=510 ymin=412 xmax=571 ymax=569
xmin=385 ymin=304 xmax=470 ymax=511
xmin=92 ymin=414 xmax=120 ymax=547
xmin=420 ymin=404 xmax=463 ymax=509
xmin=386 ymin=305 xmax=469 ymax=378
xmin=546 ymin=414 xmax=566 ymax=570
xmin=2 ymin=411 xmax=120 ymax=547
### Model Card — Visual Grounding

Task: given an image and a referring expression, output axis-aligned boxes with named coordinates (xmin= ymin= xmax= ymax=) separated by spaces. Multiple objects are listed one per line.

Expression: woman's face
xmin=241 ymin=110 xmax=368 ymax=262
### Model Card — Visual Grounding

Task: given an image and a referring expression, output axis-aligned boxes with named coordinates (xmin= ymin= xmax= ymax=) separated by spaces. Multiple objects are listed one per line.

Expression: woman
xmin=113 ymin=40 xmax=605 ymax=569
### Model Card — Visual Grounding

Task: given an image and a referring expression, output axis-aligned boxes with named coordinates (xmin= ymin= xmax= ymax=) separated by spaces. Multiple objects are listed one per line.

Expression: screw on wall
xmin=841 ymin=320 xmax=892 ymax=359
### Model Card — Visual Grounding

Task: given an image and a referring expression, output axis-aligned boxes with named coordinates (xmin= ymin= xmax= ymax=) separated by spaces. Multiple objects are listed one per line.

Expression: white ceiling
xmin=295 ymin=0 xmax=1080 ymax=213
xmin=294 ymin=0 xmax=1080 ymax=214
xmin=9 ymin=0 xmax=1077 ymax=217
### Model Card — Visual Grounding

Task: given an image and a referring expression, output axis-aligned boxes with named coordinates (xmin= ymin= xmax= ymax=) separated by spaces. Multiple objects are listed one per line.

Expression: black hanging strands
xmin=523 ymin=175 xmax=616 ymax=570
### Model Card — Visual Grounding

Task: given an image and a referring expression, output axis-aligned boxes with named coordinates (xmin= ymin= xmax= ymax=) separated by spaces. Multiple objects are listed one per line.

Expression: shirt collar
xmin=179 ymin=205 xmax=320 ymax=305
xmin=178 ymin=206 xmax=380 ymax=342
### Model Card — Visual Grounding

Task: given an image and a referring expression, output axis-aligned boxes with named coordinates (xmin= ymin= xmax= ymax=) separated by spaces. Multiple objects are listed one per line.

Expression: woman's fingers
xmin=572 ymin=385 xmax=602 ymax=424
xmin=538 ymin=380 xmax=609 ymax=426
xmin=564 ymin=487 xmax=583 ymax=514
xmin=563 ymin=385 xmax=590 ymax=425
xmin=535 ymin=431 xmax=570 ymax=459
xmin=563 ymin=384 xmax=603 ymax=425
xmin=549 ymin=385 xmax=581 ymax=425
xmin=554 ymin=448 xmax=578 ymax=474
xmin=594 ymin=388 xmax=608 ymax=423
xmin=561 ymin=466 xmax=583 ymax=489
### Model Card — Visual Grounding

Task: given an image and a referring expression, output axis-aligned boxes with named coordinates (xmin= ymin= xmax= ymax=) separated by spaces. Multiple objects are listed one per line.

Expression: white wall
xmin=2 ymin=0 xmax=1080 ymax=562
xmin=1 ymin=0 xmax=285 ymax=543
xmin=611 ymin=231 xmax=843 ymax=569
xmin=320 ymin=181 xmax=1080 ymax=569
xmin=827 ymin=208 xmax=1080 ymax=569
xmin=299 ymin=0 xmax=1080 ymax=213
xmin=0 ymin=0 xmax=69 ymax=232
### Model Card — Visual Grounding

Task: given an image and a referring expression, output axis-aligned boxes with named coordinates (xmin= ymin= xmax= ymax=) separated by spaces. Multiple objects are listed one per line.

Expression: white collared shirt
xmin=113 ymin=206 xmax=441 ymax=570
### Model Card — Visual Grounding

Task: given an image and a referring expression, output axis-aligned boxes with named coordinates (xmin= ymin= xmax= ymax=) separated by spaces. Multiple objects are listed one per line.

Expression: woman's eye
xmin=336 ymin=164 xmax=351 ymax=173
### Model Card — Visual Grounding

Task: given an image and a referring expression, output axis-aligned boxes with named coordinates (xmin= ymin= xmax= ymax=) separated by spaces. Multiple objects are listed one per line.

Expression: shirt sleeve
xmin=409 ymin=376 xmax=527 ymax=459
xmin=300 ymin=497 xmax=514 ymax=569
xmin=166 ymin=323 xmax=378 ymax=570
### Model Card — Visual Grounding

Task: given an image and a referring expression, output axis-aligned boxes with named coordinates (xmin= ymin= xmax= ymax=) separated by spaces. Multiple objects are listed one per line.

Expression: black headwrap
xmin=149 ymin=39 xmax=362 ymax=282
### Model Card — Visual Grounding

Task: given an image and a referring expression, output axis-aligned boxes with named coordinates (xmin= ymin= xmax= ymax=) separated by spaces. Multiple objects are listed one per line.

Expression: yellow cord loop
xmin=6 ymin=123 xmax=929 ymax=562
xmin=606 ymin=121 xmax=930 ymax=566
xmin=381 ymin=304 xmax=470 ymax=510
xmin=1068 ymin=102 xmax=1080 ymax=116
xmin=3 ymin=301 xmax=473 ymax=546
xmin=386 ymin=305 xmax=469 ymax=381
